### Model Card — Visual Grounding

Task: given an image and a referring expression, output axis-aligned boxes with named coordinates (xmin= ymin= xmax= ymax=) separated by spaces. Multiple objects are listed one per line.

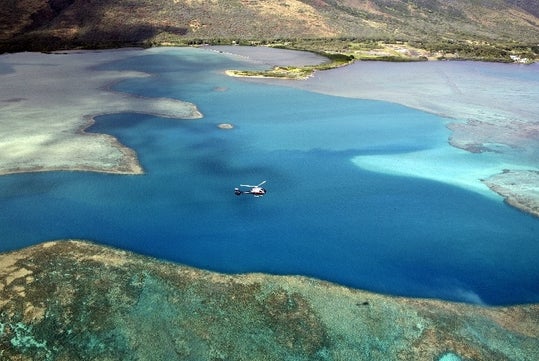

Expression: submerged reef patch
xmin=217 ymin=123 xmax=234 ymax=129
xmin=1 ymin=240 xmax=538 ymax=360
xmin=0 ymin=50 xmax=202 ymax=176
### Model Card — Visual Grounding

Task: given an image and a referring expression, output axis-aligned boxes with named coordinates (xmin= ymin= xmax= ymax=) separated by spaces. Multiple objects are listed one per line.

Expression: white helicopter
xmin=234 ymin=181 xmax=267 ymax=197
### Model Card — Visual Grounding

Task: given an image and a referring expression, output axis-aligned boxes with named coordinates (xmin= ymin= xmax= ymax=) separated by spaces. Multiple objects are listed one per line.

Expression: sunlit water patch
xmin=1 ymin=48 xmax=538 ymax=305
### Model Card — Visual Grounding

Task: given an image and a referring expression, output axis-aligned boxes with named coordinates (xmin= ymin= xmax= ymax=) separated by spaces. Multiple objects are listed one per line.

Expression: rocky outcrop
xmin=1 ymin=240 xmax=538 ymax=360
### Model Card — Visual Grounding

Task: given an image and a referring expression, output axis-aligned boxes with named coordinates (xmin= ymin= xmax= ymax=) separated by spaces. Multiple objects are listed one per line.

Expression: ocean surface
xmin=1 ymin=47 xmax=538 ymax=305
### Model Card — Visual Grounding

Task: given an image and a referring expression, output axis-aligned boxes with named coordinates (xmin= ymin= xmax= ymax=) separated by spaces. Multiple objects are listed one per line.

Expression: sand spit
xmin=0 ymin=49 xmax=202 ymax=175
xmin=1 ymin=240 xmax=537 ymax=360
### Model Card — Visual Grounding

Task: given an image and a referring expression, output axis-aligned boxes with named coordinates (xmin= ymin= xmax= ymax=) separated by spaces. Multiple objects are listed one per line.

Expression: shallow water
xmin=1 ymin=48 xmax=538 ymax=305
xmin=246 ymin=56 xmax=539 ymax=190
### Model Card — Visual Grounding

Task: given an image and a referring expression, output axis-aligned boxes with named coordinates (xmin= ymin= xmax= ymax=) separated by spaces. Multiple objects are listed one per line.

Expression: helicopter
xmin=234 ymin=181 xmax=267 ymax=197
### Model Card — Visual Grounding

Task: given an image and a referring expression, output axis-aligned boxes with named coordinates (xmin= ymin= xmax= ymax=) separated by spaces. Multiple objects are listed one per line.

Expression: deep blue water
xmin=1 ymin=48 xmax=538 ymax=305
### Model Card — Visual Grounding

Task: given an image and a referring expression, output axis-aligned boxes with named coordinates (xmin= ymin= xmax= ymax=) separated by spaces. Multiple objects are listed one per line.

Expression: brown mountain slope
xmin=305 ymin=0 xmax=539 ymax=41
xmin=0 ymin=0 xmax=538 ymax=52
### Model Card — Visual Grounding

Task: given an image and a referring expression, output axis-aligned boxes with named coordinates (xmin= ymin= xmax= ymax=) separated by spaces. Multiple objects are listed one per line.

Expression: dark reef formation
xmin=1 ymin=240 xmax=538 ymax=360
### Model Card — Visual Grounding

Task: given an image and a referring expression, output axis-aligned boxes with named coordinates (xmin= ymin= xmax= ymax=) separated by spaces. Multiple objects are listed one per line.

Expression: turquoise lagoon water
xmin=1 ymin=48 xmax=538 ymax=305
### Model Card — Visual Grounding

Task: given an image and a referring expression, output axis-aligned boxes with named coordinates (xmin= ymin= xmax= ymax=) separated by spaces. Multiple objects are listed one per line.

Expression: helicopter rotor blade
xmin=239 ymin=181 xmax=266 ymax=188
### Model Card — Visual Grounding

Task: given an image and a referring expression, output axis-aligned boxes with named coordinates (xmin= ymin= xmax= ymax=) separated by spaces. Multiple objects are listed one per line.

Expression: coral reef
xmin=1 ymin=241 xmax=538 ymax=360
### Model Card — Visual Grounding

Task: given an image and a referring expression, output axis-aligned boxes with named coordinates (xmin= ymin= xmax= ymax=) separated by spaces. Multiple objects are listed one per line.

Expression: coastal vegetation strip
xmin=221 ymin=38 xmax=536 ymax=80
xmin=170 ymin=37 xmax=539 ymax=64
